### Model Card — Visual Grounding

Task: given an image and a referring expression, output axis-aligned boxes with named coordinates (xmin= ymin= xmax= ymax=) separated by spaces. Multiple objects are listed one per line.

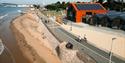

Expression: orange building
xmin=66 ymin=3 xmax=107 ymax=23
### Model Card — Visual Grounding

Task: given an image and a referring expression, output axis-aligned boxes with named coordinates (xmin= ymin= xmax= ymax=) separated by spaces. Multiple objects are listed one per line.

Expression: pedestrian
xmin=84 ymin=34 xmax=87 ymax=42
xmin=45 ymin=20 xmax=47 ymax=23
xmin=78 ymin=35 xmax=82 ymax=42
xmin=47 ymin=20 xmax=50 ymax=23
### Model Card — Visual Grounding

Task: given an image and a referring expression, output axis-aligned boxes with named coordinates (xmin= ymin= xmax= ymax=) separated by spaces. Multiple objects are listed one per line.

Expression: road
xmin=38 ymin=11 xmax=125 ymax=63
xmin=44 ymin=20 xmax=110 ymax=63
xmin=0 ymin=7 xmax=30 ymax=63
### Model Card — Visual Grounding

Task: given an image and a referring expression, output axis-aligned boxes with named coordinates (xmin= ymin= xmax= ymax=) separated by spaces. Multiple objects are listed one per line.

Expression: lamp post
xmin=70 ymin=21 xmax=72 ymax=31
xmin=109 ymin=37 xmax=116 ymax=63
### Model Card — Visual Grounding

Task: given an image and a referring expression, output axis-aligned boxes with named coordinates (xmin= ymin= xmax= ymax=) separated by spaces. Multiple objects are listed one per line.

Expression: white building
xmin=17 ymin=4 xmax=33 ymax=7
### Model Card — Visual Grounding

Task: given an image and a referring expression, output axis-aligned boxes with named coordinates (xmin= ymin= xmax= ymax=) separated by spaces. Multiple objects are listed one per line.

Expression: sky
xmin=1 ymin=0 xmax=125 ymax=5
xmin=0 ymin=0 xmax=92 ymax=5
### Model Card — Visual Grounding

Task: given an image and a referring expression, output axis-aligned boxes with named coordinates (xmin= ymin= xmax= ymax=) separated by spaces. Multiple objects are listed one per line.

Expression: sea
xmin=0 ymin=6 xmax=30 ymax=63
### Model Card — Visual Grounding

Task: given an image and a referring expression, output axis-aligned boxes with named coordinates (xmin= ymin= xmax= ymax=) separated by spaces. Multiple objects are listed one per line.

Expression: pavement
xmin=38 ymin=9 xmax=125 ymax=63
xmin=61 ymin=20 xmax=125 ymax=59
xmin=42 ymin=20 xmax=110 ymax=63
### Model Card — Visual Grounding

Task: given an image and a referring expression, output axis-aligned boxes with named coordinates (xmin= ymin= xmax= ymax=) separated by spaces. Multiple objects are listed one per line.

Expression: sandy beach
xmin=10 ymin=11 xmax=61 ymax=63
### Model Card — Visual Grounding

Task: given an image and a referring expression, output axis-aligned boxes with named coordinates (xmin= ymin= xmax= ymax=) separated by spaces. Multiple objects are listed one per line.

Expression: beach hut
xmin=91 ymin=13 xmax=105 ymax=26
xmin=100 ymin=11 xmax=122 ymax=27
xmin=115 ymin=14 xmax=125 ymax=30
xmin=66 ymin=3 xmax=107 ymax=23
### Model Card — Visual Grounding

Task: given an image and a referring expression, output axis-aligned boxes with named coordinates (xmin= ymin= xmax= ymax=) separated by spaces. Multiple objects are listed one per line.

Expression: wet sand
xmin=0 ymin=11 xmax=30 ymax=63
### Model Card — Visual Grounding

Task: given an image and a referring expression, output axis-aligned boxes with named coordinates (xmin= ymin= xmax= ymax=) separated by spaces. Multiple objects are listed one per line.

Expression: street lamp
xmin=70 ymin=21 xmax=72 ymax=31
xmin=109 ymin=37 xmax=116 ymax=63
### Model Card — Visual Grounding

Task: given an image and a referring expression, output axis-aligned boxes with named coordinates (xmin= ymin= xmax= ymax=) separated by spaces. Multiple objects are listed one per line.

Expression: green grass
xmin=42 ymin=10 xmax=63 ymax=17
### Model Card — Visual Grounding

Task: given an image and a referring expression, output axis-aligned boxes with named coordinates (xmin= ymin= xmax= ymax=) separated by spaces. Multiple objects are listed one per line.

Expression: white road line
xmin=49 ymin=19 xmax=115 ymax=62
xmin=58 ymin=27 xmax=115 ymax=63
xmin=38 ymin=11 xmax=115 ymax=63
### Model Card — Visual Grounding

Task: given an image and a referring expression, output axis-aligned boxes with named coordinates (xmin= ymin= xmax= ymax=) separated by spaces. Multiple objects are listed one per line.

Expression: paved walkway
xmin=61 ymin=20 xmax=125 ymax=60
xmin=49 ymin=19 xmax=125 ymax=63
xmin=38 ymin=9 xmax=125 ymax=63
xmin=42 ymin=20 xmax=113 ymax=63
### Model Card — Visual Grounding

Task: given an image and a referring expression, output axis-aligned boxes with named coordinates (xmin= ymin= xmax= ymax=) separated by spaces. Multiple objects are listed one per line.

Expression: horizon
xmin=0 ymin=0 xmax=92 ymax=5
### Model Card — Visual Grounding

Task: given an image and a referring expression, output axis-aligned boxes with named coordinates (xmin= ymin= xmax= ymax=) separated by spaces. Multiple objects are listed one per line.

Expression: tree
xmin=92 ymin=0 xmax=97 ymax=2
xmin=98 ymin=0 xmax=104 ymax=4
xmin=33 ymin=5 xmax=40 ymax=9
xmin=76 ymin=1 xmax=81 ymax=3
xmin=56 ymin=1 xmax=61 ymax=5
xmin=62 ymin=1 xmax=65 ymax=5
xmin=45 ymin=4 xmax=56 ymax=10
xmin=45 ymin=1 xmax=70 ymax=11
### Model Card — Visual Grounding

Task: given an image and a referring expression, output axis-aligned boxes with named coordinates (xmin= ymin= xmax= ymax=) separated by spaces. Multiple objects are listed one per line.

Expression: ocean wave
xmin=0 ymin=14 xmax=8 ymax=19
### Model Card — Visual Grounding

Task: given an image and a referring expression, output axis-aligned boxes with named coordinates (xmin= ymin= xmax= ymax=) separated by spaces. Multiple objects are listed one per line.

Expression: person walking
xmin=84 ymin=34 xmax=87 ymax=42
xmin=78 ymin=35 xmax=82 ymax=42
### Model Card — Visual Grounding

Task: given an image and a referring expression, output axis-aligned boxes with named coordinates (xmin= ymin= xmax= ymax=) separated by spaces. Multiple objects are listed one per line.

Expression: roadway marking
xmin=48 ymin=20 xmax=115 ymax=63
xmin=37 ymin=11 xmax=115 ymax=63
xmin=57 ymin=28 xmax=115 ymax=63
